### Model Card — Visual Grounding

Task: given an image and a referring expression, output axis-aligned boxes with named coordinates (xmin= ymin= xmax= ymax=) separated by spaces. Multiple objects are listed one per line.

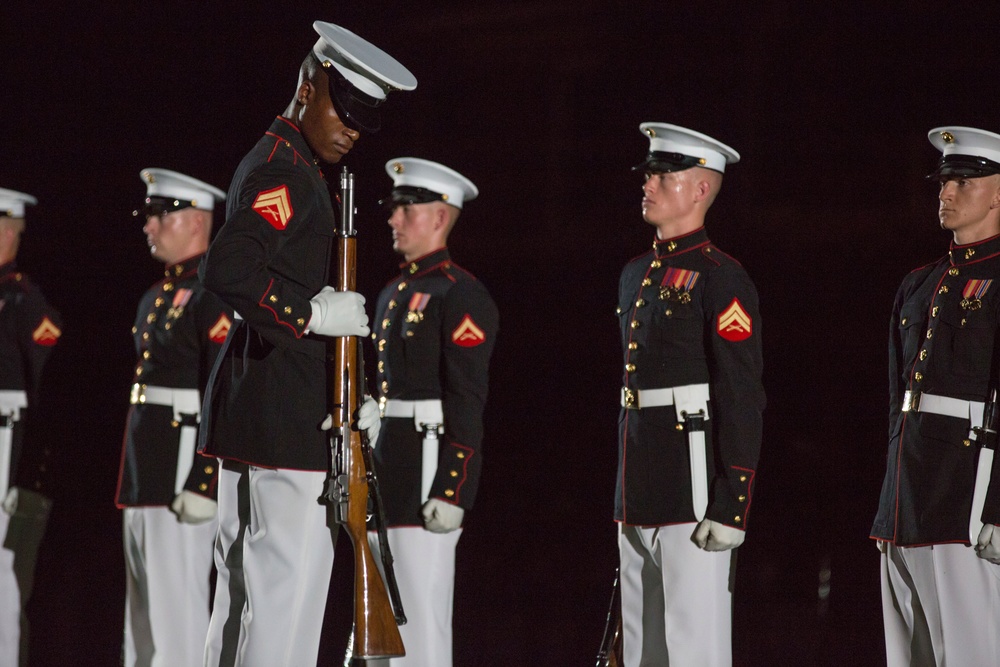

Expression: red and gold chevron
xmin=717 ymin=298 xmax=752 ymax=342
xmin=208 ymin=313 xmax=232 ymax=344
xmin=32 ymin=316 xmax=61 ymax=346
xmin=252 ymin=185 xmax=294 ymax=230
xmin=451 ymin=314 xmax=486 ymax=347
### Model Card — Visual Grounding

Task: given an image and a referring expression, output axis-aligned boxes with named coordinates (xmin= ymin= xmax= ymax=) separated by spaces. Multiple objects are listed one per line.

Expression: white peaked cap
xmin=139 ymin=168 xmax=226 ymax=210
xmin=639 ymin=122 xmax=740 ymax=174
xmin=0 ymin=188 xmax=37 ymax=218
xmin=385 ymin=158 xmax=479 ymax=209
xmin=312 ymin=22 xmax=417 ymax=100
xmin=928 ymin=126 xmax=1000 ymax=166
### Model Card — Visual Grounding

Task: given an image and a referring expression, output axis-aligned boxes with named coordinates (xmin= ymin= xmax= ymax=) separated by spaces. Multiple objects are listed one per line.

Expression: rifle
xmin=595 ymin=568 xmax=623 ymax=667
xmin=325 ymin=166 xmax=406 ymax=661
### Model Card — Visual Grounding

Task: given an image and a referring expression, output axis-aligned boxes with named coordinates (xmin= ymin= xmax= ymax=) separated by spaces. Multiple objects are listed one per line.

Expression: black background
xmin=3 ymin=2 xmax=999 ymax=665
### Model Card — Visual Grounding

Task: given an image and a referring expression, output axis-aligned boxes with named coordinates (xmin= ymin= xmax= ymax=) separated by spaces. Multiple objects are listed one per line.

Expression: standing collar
xmin=164 ymin=253 xmax=204 ymax=280
xmin=267 ymin=116 xmax=321 ymax=174
xmin=949 ymin=233 xmax=1000 ymax=266
xmin=653 ymin=227 xmax=710 ymax=259
xmin=399 ymin=247 xmax=451 ymax=278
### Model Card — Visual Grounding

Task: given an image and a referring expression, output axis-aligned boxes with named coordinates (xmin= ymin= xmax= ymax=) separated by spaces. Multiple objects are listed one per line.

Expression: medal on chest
xmin=405 ymin=292 xmax=431 ymax=324
xmin=658 ymin=267 xmax=700 ymax=304
xmin=167 ymin=288 xmax=193 ymax=320
xmin=960 ymin=278 xmax=992 ymax=311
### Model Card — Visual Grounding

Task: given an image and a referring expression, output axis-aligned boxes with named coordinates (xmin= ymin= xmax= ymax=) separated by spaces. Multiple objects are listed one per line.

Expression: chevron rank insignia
xmin=32 ymin=316 xmax=61 ymax=346
xmin=208 ymin=313 xmax=232 ymax=343
xmin=252 ymin=185 xmax=293 ymax=230
xmin=451 ymin=314 xmax=486 ymax=347
xmin=717 ymin=298 xmax=752 ymax=342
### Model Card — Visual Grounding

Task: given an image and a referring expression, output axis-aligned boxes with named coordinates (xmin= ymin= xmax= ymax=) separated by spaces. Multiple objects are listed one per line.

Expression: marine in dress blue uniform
xmin=872 ymin=127 xmax=1000 ymax=666
xmin=198 ymin=22 xmax=415 ymax=666
xmin=368 ymin=158 xmax=498 ymax=667
xmin=116 ymin=169 xmax=231 ymax=667
xmin=0 ymin=188 xmax=61 ymax=667
xmin=615 ymin=124 xmax=764 ymax=667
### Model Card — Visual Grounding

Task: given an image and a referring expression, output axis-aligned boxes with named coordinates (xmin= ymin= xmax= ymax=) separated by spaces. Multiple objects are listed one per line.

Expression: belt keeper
xmin=682 ymin=409 xmax=706 ymax=431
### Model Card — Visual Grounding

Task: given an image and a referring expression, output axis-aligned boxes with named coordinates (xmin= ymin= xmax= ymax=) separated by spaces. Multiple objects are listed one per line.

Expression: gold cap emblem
xmin=392 ymin=162 xmax=404 ymax=174
xmin=645 ymin=128 xmax=656 ymax=138
xmin=142 ymin=171 xmax=155 ymax=183
xmin=941 ymin=131 xmax=955 ymax=143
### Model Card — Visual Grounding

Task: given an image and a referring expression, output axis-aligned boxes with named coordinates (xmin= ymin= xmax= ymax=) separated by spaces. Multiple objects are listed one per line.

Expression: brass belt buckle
xmin=129 ymin=383 xmax=146 ymax=405
xmin=901 ymin=390 xmax=920 ymax=412
xmin=623 ymin=387 xmax=639 ymax=410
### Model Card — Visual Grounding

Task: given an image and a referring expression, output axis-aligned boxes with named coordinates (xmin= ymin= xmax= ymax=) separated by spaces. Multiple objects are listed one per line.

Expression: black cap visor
xmin=929 ymin=154 xmax=1000 ymax=179
xmin=378 ymin=186 xmax=445 ymax=210
xmin=132 ymin=196 xmax=194 ymax=219
xmin=632 ymin=151 xmax=707 ymax=174
xmin=327 ymin=71 xmax=383 ymax=134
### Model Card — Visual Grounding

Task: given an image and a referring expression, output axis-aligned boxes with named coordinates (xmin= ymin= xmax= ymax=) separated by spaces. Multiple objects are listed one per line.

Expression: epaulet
xmin=442 ymin=261 xmax=478 ymax=283
xmin=908 ymin=257 xmax=942 ymax=275
xmin=0 ymin=271 xmax=35 ymax=292
xmin=704 ymin=244 xmax=743 ymax=268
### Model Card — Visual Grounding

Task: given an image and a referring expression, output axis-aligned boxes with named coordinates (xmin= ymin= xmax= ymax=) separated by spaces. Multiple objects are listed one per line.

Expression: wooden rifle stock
xmin=330 ymin=167 xmax=405 ymax=660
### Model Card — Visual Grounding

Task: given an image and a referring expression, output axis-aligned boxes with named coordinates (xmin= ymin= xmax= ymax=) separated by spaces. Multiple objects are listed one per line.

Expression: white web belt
xmin=383 ymin=399 xmax=444 ymax=502
xmin=621 ymin=383 xmax=711 ymax=521
xmin=130 ymin=383 xmax=202 ymax=495
xmin=0 ymin=390 xmax=28 ymax=499
xmin=902 ymin=389 xmax=992 ymax=542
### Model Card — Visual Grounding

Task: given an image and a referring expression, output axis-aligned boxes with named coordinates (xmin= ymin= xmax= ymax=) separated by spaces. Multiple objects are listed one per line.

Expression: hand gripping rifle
xmin=594 ymin=567 xmax=623 ymax=667
xmin=324 ymin=167 xmax=406 ymax=661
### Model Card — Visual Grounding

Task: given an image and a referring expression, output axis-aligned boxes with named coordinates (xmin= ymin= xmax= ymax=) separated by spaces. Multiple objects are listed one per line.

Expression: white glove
xmin=308 ymin=286 xmax=369 ymax=337
xmin=975 ymin=523 xmax=1000 ymax=565
xmin=691 ymin=519 xmax=745 ymax=552
xmin=421 ymin=498 xmax=464 ymax=534
xmin=170 ymin=490 xmax=218 ymax=524
xmin=320 ymin=396 xmax=381 ymax=447
xmin=1 ymin=488 xmax=17 ymax=515
xmin=356 ymin=396 xmax=381 ymax=445
xmin=875 ymin=539 xmax=888 ymax=554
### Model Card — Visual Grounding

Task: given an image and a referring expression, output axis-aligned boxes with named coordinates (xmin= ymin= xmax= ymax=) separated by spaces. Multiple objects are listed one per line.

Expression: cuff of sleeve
xmin=429 ymin=442 xmax=475 ymax=508
xmin=259 ymin=279 xmax=311 ymax=338
xmin=707 ymin=466 xmax=754 ymax=529
xmin=183 ymin=454 xmax=219 ymax=500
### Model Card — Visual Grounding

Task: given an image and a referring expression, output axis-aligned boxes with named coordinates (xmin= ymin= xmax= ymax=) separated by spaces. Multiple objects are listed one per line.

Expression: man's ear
xmin=297 ymin=79 xmax=315 ymax=106
xmin=693 ymin=177 xmax=712 ymax=203
xmin=434 ymin=205 xmax=449 ymax=231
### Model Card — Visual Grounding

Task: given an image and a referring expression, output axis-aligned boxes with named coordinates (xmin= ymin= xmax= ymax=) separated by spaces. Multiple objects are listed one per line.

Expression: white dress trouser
xmin=881 ymin=542 xmax=1000 ymax=666
xmin=0 ymin=511 xmax=18 ymax=667
xmin=619 ymin=522 xmax=734 ymax=667
xmin=367 ymin=526 xmax=462 ymax=667
xmin=205 ymin=466 xmax=336 ymax=667
xmin=123 ymin=506 xmax=217 ymax=667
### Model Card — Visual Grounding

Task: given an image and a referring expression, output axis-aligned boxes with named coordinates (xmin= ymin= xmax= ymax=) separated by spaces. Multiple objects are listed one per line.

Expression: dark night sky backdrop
xmin=3 ymin=2 xmax=1000 ymax=665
